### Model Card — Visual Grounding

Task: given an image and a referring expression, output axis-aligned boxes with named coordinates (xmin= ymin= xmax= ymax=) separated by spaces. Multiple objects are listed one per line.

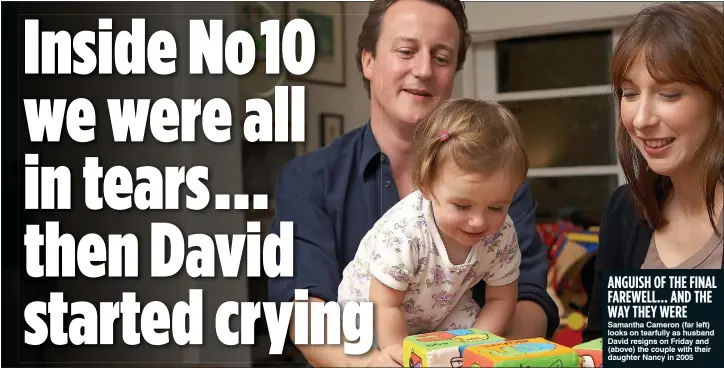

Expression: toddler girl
xmin=337 ymin=98 xmax=529 ymax=351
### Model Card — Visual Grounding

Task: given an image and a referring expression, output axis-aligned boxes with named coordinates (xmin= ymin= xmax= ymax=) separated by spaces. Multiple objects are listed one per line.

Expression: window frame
xmin=460 ymin=25 xmax=628 ymax=188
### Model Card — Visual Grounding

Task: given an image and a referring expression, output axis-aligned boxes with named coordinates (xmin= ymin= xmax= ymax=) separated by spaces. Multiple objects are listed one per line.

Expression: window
xmin=496 ymin=31 xmax=612 ymax=92
xmin=469 ymin=29 xmax=625 ymax=225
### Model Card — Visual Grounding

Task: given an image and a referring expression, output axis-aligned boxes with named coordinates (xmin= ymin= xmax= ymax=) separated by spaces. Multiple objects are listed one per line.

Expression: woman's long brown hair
xmin=611 ymin=2 xmax=724 ymax=235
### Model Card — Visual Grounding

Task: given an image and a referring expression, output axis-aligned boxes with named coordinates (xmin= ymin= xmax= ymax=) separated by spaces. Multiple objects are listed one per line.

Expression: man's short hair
xmin=356 ymin=0 xmax=472 ymax=98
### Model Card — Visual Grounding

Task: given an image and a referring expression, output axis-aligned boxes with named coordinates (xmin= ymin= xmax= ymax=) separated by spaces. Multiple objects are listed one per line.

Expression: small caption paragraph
xmin=20 ymin=15 xmax=373 ymax=357
xmin=604 ymin=270 xmax=722 ymax=367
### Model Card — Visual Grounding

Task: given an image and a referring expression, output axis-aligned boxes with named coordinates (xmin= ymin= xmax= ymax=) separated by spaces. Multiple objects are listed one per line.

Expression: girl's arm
xmin=473 ymin=280 xmax=518 ymax=336
xmin=369 ymin=276 xmax=409 ymax=349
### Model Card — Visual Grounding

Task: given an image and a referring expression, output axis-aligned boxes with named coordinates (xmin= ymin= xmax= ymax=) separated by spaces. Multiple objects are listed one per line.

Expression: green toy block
xmin=403 ymin=328 xmax=505 ymax=367
xmin=463 ymin=337 xmax=582 ymax=367
xmin=574 ymin=338 xmax=603 ymax=367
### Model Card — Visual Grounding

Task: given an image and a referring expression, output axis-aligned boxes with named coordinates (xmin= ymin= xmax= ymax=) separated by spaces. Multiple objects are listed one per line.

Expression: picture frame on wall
xmin=284 ymin=1 xmax=346 ymax=86
xmin=237 ymin=2 xmax=275 ymax=62
xmin=236 ymin=1 xmax=288 ymax=98
xmin=320 ymin=113 xmax=344 ymax=146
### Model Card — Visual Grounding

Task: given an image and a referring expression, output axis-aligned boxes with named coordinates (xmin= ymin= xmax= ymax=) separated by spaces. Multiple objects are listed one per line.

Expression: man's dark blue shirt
xmin=268 ymin=122 xmax=559 ymax=338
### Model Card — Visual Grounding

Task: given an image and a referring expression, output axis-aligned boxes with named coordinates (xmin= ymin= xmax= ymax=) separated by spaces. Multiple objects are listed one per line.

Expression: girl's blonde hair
xmin=411 ymin=98 xmax=529 ymax=194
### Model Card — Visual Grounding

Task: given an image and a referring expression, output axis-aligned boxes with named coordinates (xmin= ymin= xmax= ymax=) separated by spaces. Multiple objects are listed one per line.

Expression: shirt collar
xmin=359 ymin=120 xmax=381 ymax=179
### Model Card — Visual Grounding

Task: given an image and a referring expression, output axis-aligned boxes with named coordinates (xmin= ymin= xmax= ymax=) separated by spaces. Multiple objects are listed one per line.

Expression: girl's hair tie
xmin=439 ymin=130 xmax=450 ymax=141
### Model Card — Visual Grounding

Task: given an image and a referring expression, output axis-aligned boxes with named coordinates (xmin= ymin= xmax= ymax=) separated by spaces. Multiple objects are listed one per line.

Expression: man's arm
xmin=267 ymin=158 xmax=400 ymax=367
xmin=267 ymin=157 xmax=340 ymax=314
xmin=473 ymin=180 xmax=559 ymax=339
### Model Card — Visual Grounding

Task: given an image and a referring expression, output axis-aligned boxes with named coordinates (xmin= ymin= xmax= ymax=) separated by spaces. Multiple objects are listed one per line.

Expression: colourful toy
xmin=574 ymin=338 xmax=603 ymax=367
xmin=462 ymin=337 xmax=581 ymax=367
xmin=552 ymin=311 xmax=587 ymax=347
xmin=403 ymin=328 xmax=504 ymax=367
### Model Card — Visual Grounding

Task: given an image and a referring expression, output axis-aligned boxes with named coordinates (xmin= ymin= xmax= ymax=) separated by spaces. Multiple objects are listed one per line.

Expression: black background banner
xmin=3 ymin=2 xmax=264 ymax=366
xmin=604 ymin=269 xmax=723 ymax=367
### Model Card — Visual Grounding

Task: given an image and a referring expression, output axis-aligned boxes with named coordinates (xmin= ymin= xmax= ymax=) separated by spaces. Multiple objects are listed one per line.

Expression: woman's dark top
xmin=582 ymin=184 xmax=724 ymax=342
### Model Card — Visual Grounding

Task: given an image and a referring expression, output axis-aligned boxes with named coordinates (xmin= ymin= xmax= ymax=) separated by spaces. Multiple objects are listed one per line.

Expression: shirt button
xmin=384 ymin=181 xmax=391 ymax=188
xmin=380 ymin=155 xmax=388 ymax=164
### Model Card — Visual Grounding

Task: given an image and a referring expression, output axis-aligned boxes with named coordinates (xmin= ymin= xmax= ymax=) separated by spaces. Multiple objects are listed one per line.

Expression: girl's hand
xmin=364 ymin=344 xmax=403 ymax=367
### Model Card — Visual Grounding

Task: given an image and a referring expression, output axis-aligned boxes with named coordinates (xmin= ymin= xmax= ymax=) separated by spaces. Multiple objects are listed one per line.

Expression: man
xmin=267 ymin=0 xmax=559 ymax=366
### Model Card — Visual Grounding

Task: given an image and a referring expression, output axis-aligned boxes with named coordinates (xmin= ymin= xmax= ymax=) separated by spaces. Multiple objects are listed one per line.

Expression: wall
xmin=298 ymin=2 xmax=372 ymax=150
xmin=465 ymin=1 xmax=659 ymax=34
xmin=465 ymin=1 xmax=723 ymax=36
xmin=252 ymin=1 xmax=672 ymax=145
xmin=16 ymin=1 xmax=250 ymax=365
xmin=239 ymin=2 xmax=371 ymax=154
xmin=289 ymin=1 xmax=724 ymax=141
xmin=172 ymin=2 xmax=250 ymax=364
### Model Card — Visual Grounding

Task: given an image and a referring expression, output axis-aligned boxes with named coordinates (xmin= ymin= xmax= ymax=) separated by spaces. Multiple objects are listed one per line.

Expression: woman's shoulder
xmin=600 ymin=184 xmax=645 ymax=239
xmin=605 ymin=184 xmax=636 ymax=220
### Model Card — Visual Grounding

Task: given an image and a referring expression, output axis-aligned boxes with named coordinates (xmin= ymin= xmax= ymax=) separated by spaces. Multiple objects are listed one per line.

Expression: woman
xmin=583 ymin=2 xmax=723 ymax=341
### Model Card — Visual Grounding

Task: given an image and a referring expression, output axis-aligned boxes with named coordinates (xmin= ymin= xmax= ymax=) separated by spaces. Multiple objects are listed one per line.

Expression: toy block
xmin=462 ymin=337 xmax=581 ymax=367
xmin=574 ymin=338 xmax=603 ymax=367
xmin=553 ymin=311 xmax=587 ymax=347
xmin=403 ymin=328 xmax=504 ymax=368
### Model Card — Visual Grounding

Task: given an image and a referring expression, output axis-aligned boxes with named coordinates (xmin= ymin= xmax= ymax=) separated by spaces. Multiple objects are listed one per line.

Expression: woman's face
xmin=620 ymin=56 xmax=717 ymax=178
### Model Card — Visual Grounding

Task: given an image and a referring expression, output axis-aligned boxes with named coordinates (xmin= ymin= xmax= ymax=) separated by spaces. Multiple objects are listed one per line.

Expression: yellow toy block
xmin=403 ymin=328 xmax=504 ymax=368
xmin=462 ymin=337 xmax=581 ymax=367
xmin=574 ymin=338 xmax=603 ymax=367
xmin=565 ymin=232 xmax=599 ymax=244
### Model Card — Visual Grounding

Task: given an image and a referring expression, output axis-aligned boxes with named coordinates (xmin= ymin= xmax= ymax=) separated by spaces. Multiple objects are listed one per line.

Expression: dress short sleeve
xmin=481 ymin=220 xmax=521 ymax=287
xmin=367 ymin=216 xmax=422 ymax=291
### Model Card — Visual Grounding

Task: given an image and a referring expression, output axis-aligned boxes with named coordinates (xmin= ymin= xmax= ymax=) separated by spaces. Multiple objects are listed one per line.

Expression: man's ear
xmin=361 ymin=49 xmax=375 ymax=80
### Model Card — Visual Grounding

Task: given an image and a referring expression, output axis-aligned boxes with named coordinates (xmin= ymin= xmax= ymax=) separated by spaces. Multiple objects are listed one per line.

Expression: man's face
xmin=362 ymin=0 xmax=460 ymax=126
